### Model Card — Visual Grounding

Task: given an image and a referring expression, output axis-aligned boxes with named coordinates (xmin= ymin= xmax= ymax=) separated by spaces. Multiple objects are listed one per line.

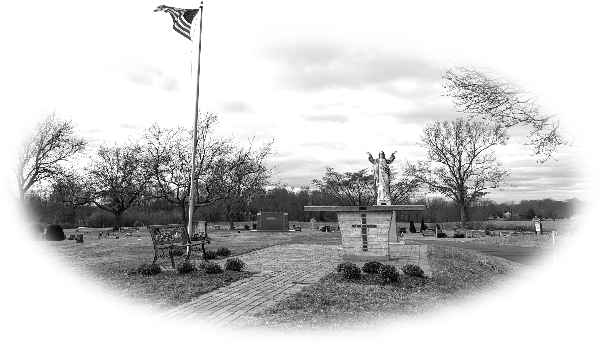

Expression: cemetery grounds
xmin=34 ymin=219 xmax=575 ymax=331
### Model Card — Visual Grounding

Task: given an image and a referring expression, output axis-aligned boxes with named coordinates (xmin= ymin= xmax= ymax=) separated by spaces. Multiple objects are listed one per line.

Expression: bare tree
xmin=143 ymin=113 xmax=274 ymax=224
xmin=312 ymin=166 xmax=419 ymax=206
xmin=14 ymin=112 xmax=86 ymax=201
xmin=312 ymin=167 xmax=374 ymax=206
xmin=85 ymin=142 xmax=150 ymax=230
xmin=405 ymin=118 xmax=510 ymax=228
xmin=442 ymin=63 xmax=569 ymax=163
xmin=220 ymin=140 xmax=274 ymax=229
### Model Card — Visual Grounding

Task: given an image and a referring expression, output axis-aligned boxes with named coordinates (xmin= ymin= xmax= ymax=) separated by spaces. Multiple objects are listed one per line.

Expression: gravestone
xmin=532 ymin=217 xmax=542 ymax=235
xmin=310 ymin=218 xmax=317 ymax=231
xmin=256 ymin=212 xmax=289 ymax=231
xmin=75 ymin=234 xmax=84 ymax=243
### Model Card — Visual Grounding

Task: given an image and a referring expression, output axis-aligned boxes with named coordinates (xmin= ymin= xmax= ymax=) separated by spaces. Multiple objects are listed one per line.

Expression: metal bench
xmin=148 ymin=224 xmax=210 ymax=268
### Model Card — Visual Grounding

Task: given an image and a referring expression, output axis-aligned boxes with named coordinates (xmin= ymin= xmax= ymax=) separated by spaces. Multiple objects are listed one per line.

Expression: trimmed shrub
xmin=453 ymin=233 xmax=465 ymax=238
xmin=204 ymin=250 xmax=218 ymax=260
xmin=216 ymin=247 xmax=231 ymax=257
xmin=409 ymin=220 xmax=416 ymax=233
xmin=340 ymin=262 xmax=361 ymax=280
xmin=138 ymin=263 xmax=161 ymax=276
xmin=378 ymin=264 xmax=400 ymax=282
xmin=177 ymin=260 xmax=196 ymax=274
xmin=362 ymin=261 xmax=383 ymax=274
xmin=401 ymin=264 xmax=425 ymax=278
xmin=436 ymin=232 xmax=447 ymax=238
xmin=204 ymin=262 xmax=223 ymax=274
xmin=46 ymin=224 xmax=65 ymax=241
xmin=336 ymin=261 xmax=355 ymax=273
xmin=224 ymin=258 xmax=245 ymax=271
xmin=171 ymin=248 xmax=185 ymax=257
xmin=23 ymin=223 xmax=44 ymax=242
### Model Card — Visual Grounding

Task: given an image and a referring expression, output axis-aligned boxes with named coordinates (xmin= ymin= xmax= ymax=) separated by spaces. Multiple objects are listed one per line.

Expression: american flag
xmin=154 ymin=5 xmax=201 ymax=41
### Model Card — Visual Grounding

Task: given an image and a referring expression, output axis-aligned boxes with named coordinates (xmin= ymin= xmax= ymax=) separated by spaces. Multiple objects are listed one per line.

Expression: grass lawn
xmin=240 ymin=244 xmax=530 ymax=332
xmin=469 ymin=233 xmax=572 ymax=249
xmin=38 ymin=226 xmax=341 ymax=311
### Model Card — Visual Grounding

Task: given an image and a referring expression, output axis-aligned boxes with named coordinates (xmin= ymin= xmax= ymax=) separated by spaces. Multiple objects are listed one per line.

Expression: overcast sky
xmin=0 ymin=0 xmax=600 ymax=343
xmin=2 ymin=0 xmax=598 ymax=204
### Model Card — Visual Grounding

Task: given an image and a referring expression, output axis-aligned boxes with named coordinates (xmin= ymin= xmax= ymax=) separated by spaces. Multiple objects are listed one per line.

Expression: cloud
xmin=117 ymin=123 xmax=143 ymax=130
xmin=219 ymin=100 xmax=253 ymax=114
xmin=300 ymin=114 xmax=349 ymax=124
xmin=261 ymin=41 xmax=441 ymax=92
xmin=124 ymin=65 xmax=181 ymax=92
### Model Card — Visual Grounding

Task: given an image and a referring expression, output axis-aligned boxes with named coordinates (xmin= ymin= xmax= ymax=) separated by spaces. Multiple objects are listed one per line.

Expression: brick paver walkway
xmin=157 ymin=243 xmax=430 ymax=333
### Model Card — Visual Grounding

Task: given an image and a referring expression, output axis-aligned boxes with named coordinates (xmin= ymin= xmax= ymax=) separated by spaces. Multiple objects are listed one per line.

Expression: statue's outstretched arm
xmin=387 ymin=151 xmax=396 ymax=164
xmin=367 ymin=152 xmax=374 ymax=164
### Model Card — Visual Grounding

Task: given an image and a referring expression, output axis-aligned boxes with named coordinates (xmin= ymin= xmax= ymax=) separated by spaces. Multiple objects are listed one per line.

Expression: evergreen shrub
xmin=204 ymin=262 xmax=223 ymax=274
xmin=378 ymin=264 xmax=400 ymax=282
xmin=401 ymin=264 xmax=425 ymax=278
xmin=340 ymin=262 xmax=361 ymax=280
xmin=177 ymin=260 xmax=196 ymax=274
xmin=204 ymin=250 xmax=218 ymax=260
xmin=409 ymin=220 xmax=416 ymax=233
xmin=362 ymin=261 xmax=383 ymax=274
xmin=216 ymin=247 xmax=231 ymax=257
xmin=224 ymin=258 xmax=245 ymax=271
xmin=46 ymin=224 xmax=65 ymax=241
xmin=138 ymin=263 xmax=161 ymax=276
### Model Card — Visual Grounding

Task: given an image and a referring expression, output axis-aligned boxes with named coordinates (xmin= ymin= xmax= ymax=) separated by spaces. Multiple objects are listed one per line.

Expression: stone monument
xmin=305 ymin=150 xmax=425 ymax=261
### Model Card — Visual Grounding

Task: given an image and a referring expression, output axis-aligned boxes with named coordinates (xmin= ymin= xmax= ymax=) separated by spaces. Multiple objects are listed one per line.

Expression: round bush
xmin=138 ymin=263 xmax=161 ymax=276
xmin=216 ymin=247 xmax=231 ymax=257
xmin=224 ymin=258 xmax=245 ymax=271
xmin=23 ymin=223 xmax=44 ymax=242
xmin=204 ymin=262 xmax=223 ymax=274
xmin=204 ymin=250 xmax=218 ymax=260
xmin=46 ymin=224 xmax=65 ymax=241
xmin=340 ymin=262 xmax=361 ymax=280
xmin=378 ymin=264 xmax=400 ymax=282
xmin=177 ymin=260 xmax=196 ymax=274
xmin=401 ymin=264 xmax=425 ymax=278
xmin=362 ymin=261 xmax=383 ymax=274
xmin=336 ymin=261 xmax=355 ymax=273
xmin=171 ymin=248 xmax=185 ymax=257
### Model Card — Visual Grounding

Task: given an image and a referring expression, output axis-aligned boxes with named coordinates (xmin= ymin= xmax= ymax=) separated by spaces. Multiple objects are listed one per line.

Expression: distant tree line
xmin=0 ymin=98 xmax=598 ymax=235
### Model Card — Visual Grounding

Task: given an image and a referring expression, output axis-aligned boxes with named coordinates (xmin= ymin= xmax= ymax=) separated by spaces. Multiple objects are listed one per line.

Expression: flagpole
xmin=188 ymin=2 xmax=204 ymax=248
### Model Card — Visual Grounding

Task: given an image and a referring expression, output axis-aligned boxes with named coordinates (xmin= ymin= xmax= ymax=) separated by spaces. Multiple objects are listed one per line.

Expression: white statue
xmin=367 ymin=151 xmax=396 ymax=205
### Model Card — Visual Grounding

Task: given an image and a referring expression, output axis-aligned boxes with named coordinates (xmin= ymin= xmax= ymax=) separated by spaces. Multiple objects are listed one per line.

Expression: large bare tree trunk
xmin=460 ymin=204 xmax=467 ymax=229
xmin=112 ymin=212 xmax=123 ymax=231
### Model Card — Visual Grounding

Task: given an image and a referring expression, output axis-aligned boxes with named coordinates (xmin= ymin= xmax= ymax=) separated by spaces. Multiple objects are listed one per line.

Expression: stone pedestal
xmin=305 ymin=205 xmax=426 ymax=261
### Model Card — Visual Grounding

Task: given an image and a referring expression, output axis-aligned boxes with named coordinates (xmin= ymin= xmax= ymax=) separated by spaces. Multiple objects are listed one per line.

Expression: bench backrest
xmin=148 ymin=225 xmax=190 ymax=248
